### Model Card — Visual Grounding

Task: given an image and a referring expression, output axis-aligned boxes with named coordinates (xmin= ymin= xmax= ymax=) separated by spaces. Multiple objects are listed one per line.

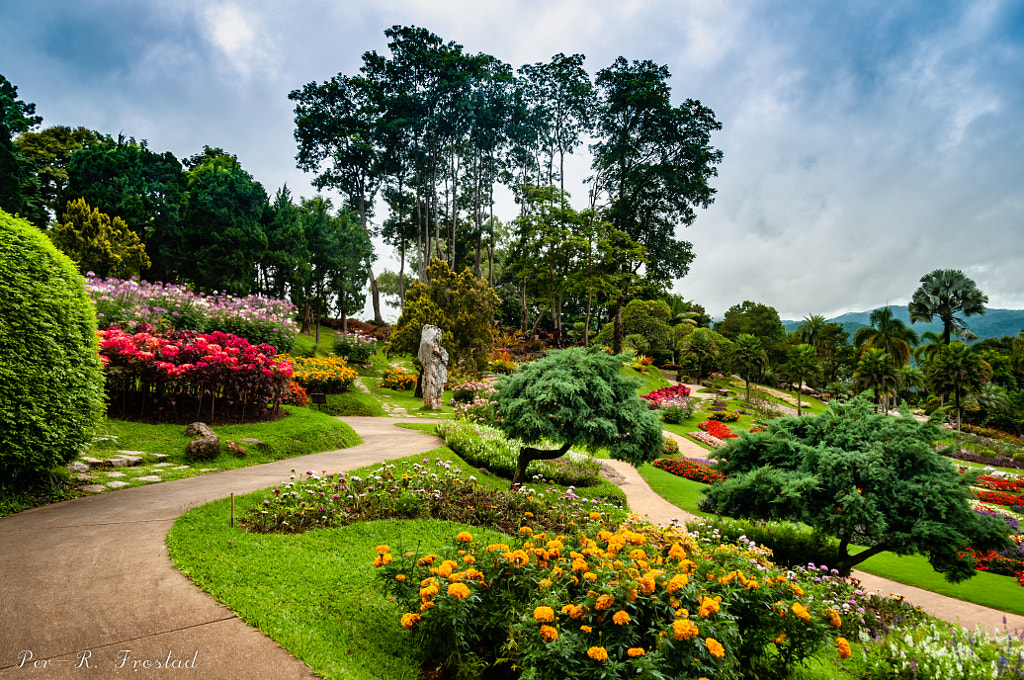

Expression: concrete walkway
xmin=1 ymin=417 xmax=1021 ymax=680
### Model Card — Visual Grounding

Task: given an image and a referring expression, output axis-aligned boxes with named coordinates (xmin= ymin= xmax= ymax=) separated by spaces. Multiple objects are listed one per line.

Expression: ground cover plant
xmin=100 ymin=326 xmax=293 ymax=423
xmin=86 ymin=274 xmax=299 ymax=351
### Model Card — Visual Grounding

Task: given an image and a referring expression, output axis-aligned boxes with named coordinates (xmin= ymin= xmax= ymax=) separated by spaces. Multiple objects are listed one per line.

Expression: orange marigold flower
xmin=580 ymin=625 xmax=592 ymax=633
xmin=627 ymin=647 xmax=645 ymax=658
xmin=583 ymin=572 xmax=597 ymax=581
xmin=395 ymin=574 xmax=406 ymax=581
xmin=587 ymin=646 xmax=608 ymax=662
xmin=706 ymin=637 xmax=725 ymax=659
xmin=533 ymin=606 xmax=555 ymax=623
xmin=595 ymin=594 xmax=615 ymax=611
xmin=375 ymin=544 xmax=390 ymax=555
xmin=524 ymin=511 xmax=534 ymax=518
xmin=774 ymin=632 xmax=787 ymax=644
xmin=539 ymin=624 xmax=559 ymax=642
xmin=668 ymin=543 xmax=687 ymax=560
xmin=837 ymin=637 xmax=851 ymax=659
xmin=825 ymin=609 xmax=842 ymax=628
xmin=613 ymin=610 xmax=631 ymax=625
xmin=437 ymin=560 xmax=458 ymax=578
xmin=448 ymin=582 xmax=471 ymax=600
xmin=463 ymin=555 xmax=476 ymax=564
xmin=418 ymin=554 xmax=437 ymax=567
xmin=698 ymin=596 xmax=720 ymax=618
xmin=589 ymin=512 xmax=602 ymax=520
xmin=519 ymin=526 xmax=533 ymax=535
xmin=791 ymin=602 xmax=811 ymax=622
xmin=539 ymin=578 xmax=553 ymax=590
xmin=638 ymin=575 xmax=656 ymax=595
xmin=420 ymin=600 xmax=434 ymax=611
xmin=673 ymin=618 xmax=699 ymax=640
xmin=505 ymin=550 xmax=530 ymax=567
xmin=401 ymin=612 xmax=421 ymax=629
xmin=456 ymin=531 xmax=473 ymax=543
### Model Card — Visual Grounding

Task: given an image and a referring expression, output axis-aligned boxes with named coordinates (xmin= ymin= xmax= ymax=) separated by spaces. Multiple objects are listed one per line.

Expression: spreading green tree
xmin=730 ymin=334 xmax=768 ymax=402
xmin=927 ymin=342 xmax=993 ymax=436
xmin=495 ymin=347 xmax=663 ymax=485
xmin=852 ymin=306 xmax=918 ymax=367
xmin=908 ymin=269 xmax=988 ymax=345
xmin=781 ymin=343 xmax=819 ymax=416
xmin=14 ymin=125 xmax=106 ymax=225
xmin=704 ymin=399 xmax=1011 ymax=581
xmin=0 ymin=74 xmax=43 ymax=225
xmin=50 ymin=198 xmax=150 ymax=278
xmin=258 ymin=186 xmax=309 ymax=301
xmin=854 ymin=348 xmax=897 ymax=413
xmin=677 ymin=327 xmax=730 ymax=380
xmin=715 ymin=300 xmax=787 ymax=364
xmin=388 ymin=258 xmax=499 ymax=375
xmin=0 ymin=208 xmax=105 ymax=483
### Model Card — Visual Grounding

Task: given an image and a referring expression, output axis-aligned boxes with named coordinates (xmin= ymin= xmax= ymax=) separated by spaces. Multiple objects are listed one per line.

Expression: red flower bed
xmin=641 ymin=384 xmax=691 ymax=407
xmin=976 ymin=475 xmax=1024 ymax=493
xmin=959 ymin=547 xmax=1024 ymax=583
xmin=99 ymin=325 xmax=293 ymax=423
xmin=652 ymin=457 xmax=724 ymax=484
xmin=972 ymin=489 xmax=1024 ymax=507
xmin=699 ymin=419 xmax=738 ymax=440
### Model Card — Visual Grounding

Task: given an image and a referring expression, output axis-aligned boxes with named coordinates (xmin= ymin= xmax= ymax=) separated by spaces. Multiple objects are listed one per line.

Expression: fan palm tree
xmin=855 ymin=348 xmax=897 ymax=413
xmin=782 ymin=343 xmax=819 ymax=416
xmin=895 ymin=364 xmax=926 ymax=407
xmin=908 ymin=269 xmax=988 ymax=345
xmin=729 ymin=333 xmax=768 ymax=402
xmin=912 ymin=330 xmax=945 ymax=365
xmin=853 ymin=307 xmax=918 ymax=367
xmin=796 ymin=314 xmax=828 ymax=350
xmin=926 ymin=342 xmax=992 ymax=438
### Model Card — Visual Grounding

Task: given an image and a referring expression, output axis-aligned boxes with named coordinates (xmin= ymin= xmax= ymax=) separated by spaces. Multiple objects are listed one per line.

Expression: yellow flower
xmin=583 ymin=572 xmax=597 ymax=581
xmin=539 ymin=578 xmax=553 ymax=590
xmin=418 ymin=554 xmax=437 ymax=567
xmin=613 ymin=610 xmax=631 ymax=625
xmin=533 ymin=606 xmax=555 ymax=623
xmin=401 ymin=612 xmax=421 ymax=629
xmin=587 ymin=646 xmax=608 ymax=662
xmin=791 ymin=602 xmax=811 ymax=622
xmin=375 ymin=544 xmax=390 ymax=555
xmin=524 ymin=511 xmax=534 ymax=518
xmin=825 ymin=609 xmax=842 ymax=628
xmin=673 ymin=618 xmax=699 ymax=640
xmin=456 ymin=531 xmax=473 ymax=543
xmin=698 ymin=596 xmax=720 ymax=618
xmin=627 ymin=647 xmax=645 ymax=658
xmin=437 ymin=560 xmax=458 ymax=578
xmin=667 ymin=573 xmax=689 ymax=593
xmin=706 ymin=637 xmax=725 ymax=659
xmin=589 ymin=512 xmax=602 ymax=520
xmin=539 ymin=624 xmax=558 ymax=642
xmin=395 ymin=574 xmax=406 ymax=582
xmin=463 ymin=555 xmax=476 ymax=564
xmin=837 ymin=637 xmax=851 ymax=659
xmin=519 ymin=526 xmax=533 ymax=535
xmin=448 ymin=583 xmax=471 ymax=600
xmin=774 ymin=632 xmax=787 ymax=644
xmin=420 ymin=600 xmax=434 ymax=611
xmin=580 ymin=625 xmax=592 ymax=633
xmin=595 ymin=594 xmax=615 ymax=611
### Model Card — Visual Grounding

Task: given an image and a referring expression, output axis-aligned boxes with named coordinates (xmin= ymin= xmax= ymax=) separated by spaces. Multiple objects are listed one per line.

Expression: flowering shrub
xmin=377 ymin=520 xmax=854 ymax=680
xmin=278 ymin=355 xmax=356 ymax=394
xmin=332 ymin=332 xmax=377 ymax=363
xmin=86 ymin=274 xmax=298 ymax=352
xmin=436 ymin=420 xmax=605 ymax=488
xmin=451 ymin=396 xmax=500 ymax=425
xmin=98 ymin=326 xmax=292 ymax=422
xmin=653 ymin=457 xmax=724 ymax=484
xmin=641 ymin=385 xmax=692 ymax=408
xmin=699 ymin=420 xmax=738 ymax=440
xmin=490 ymin=358 xmax=518 ymax=375
xmin=661 ymin=396 xmax=698 ymax=424
xmin=380 ymin=367 xmax=416 ymax=391
xmin=243 ymin=458 xmax=625 ymax=536
xmin=975 ymin=475 xmax=1024 ymax=493
xmin=973 ymin=489 xmax=1024 ymax=508
xmin=280 ymin=381 xmax=310 ymax=406
xmin=708 ymin=410 xmax=741 ymax=423
xmin=449 ymin=379 xmax=495 ymax=403
xmin=662 ymin=436 xmax=680 ymax=457
xmin=962 ymin=423 xmax=1024 ymax=445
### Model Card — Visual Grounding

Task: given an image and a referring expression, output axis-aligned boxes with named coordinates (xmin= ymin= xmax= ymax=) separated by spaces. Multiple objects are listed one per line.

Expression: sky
xmin=3 ymin=0 xmax=1023 ymax=321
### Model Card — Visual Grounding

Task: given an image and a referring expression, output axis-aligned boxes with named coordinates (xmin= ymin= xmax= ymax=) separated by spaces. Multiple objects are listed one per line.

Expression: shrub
xmin=708 ymin=410 xmax=741 ymax=423
xmin=661 ymin=396 xmax=698 ymax=424
xmin=332 ymin=332 xmax=377 ymax=363
xmin=662 ymin=436 xmax=680 ymax=457
xmin=380 ymin=367 xmax=416 ymax=391
xmin=689 ymin=517 xmax=841 ymax=571
xmin=280 ymin=381 xmax=310 ymax=406
xmin=641 ymin=384 xmax=692 ymax=408
xmin=279 ymin=355 xmax=356 ymax=394
xmin=698 ymin=420 xmax=737 ymax=440
xmin=99 ymin=327 xmax=292 ymax=423
xmin=489 ymin=358 xmax=518 ymax=375
xmin=0 ymin=209 xmax=105 ymax=482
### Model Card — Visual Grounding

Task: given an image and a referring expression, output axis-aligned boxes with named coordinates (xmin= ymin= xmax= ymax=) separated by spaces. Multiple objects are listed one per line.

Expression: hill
xmin=783 ymin=305 xmax=1024 ymax=342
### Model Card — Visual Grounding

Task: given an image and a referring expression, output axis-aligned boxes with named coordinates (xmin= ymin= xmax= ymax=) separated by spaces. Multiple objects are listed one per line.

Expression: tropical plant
xmin=852 ymin=306 xmax=918 ymax=367
xmin=677 ymin=327 xmax=730 ymax=380
xmin=908 ymin=268 xmax=988 ymax=345
xmin=729 ymin=333 xmax=768 ymax=402
xmin=781 ymin=344 xmax=819 ymax=416
xmin=927 ymin=342 xmax=993 ymax=436
xmin=895 ymin=364 xmax=926 ymax=408
xmin=855 ymin=348 xmax=897 ymax=413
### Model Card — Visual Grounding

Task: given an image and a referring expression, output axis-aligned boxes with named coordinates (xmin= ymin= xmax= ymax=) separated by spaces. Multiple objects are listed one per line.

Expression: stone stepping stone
xmin=106 ymin=457 xmax=129 ymax=467
xmin=106 ymin=471 xmax=126 ymax=478
xmin=67 ymin=462 xmax=89 ymax=473
xmin=116 ymin=454 xmax=144 ymax=465
xmin=82 ymin=484 xmax=107 ymax=493
xmin=151 ymin=453 xmax=168 ymax=460
xmin=106 ymin=481 xmax=130 ymax=489
xmin=134 ymin=475 xmax=161 ymax=483
xmin=152 ymin=463 xmax=174 ymax=468
xmin=171 ymin=466 xmax=191 ymax=470
xmin=81 ymin=457 xmax=103 ymax=466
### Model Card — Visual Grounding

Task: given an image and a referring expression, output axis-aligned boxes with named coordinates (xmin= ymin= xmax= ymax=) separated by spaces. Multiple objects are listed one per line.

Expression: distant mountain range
xmin=782 ymin=305 xmax=1024 ymax=342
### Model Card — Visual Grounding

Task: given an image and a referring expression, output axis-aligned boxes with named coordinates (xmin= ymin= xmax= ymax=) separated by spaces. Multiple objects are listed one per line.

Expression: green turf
xmin=635 ymin=462 xmax=714 ymax=517
xmin=290 ymin=326 xmax=339 ymax=357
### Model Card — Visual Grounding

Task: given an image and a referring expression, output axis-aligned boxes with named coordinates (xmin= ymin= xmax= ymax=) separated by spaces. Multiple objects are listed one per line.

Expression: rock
xmin=172 ymin=466 xmax=190 ymax=470
xmin=226 ymin=440 xmax=247 ymax=456
xmin=82 ymin=484 xmax=107 ymax=493
xmin=106 ymin=481 xmax=130 ymax=489
xmin=81 ymin=457 xmax=103 ymax=466
xmin=116 ymin=449 xmax=146 ymax=456
xmin=151 ymin=453 xmax=168 ymax=460
xmin=106 ymin=471 xmax=126 ymax=478
xmin=186 ymin=434 xmax=221 ymax=461
xmin=152 ymin=462 xmax=174 ymax=468
xmin=417 ymin=324 xmax=449 ymax=410
xmin=134 ymin=475 xmax=161 ymax=483
xmin=67 ymin=462 xmax=89 ymax=473
xmin=237 ymin=438 xmax=264 ymax=446
xmin=185 ymin=422 xmax=215 ymax=438
xmin=107 ymin=457 xmax=129 ymax=467
xmin=119 ymin=454 xmax=143 ymax=466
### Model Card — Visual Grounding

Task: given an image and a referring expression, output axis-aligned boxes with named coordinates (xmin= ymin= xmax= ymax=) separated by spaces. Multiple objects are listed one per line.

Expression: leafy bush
xmin=708 ymin=410 xmax=741 ymax=423
xmin=452 ymin=396 xmax=500 ymax=425
xmin=490 ymin=358 xmax=518 ymax=375
xmin=0 ymin=209 xmax=105 ymax=482
xmin=279 ymin=355 xmax=356 ymax=394
xmin=661 ymin=436 xmax=680 ymax=457
xmin=379 ymin=367 xmax=416 ymax=391
xmin=436 ymin=420 xmax=604 ymax=488
xmin=641 ymin=384 xmax=692 ymax=408
xmin=280 ymin=381 xmax=310 ymax=406
xmin=86 ymin=274 xmax=298 ymax=352
xmin=688 ymin=517 xmax=840 ymax=571
xmin=99 ymin=326 xmax=292 ymax=423
xmin=661 ymin=396 xmax=697 ymax=424
xmin=333 ymin=331 xmax=377 ymax=363
xmin=449 ymin=379 xmax=494 ymax=404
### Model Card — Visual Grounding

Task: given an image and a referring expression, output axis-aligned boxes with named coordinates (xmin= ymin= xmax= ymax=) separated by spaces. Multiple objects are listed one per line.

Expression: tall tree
xmin=852 ymin=307 xmax=918 ymax=367
xmin=50 ymin=198 xmax=150 ymax=278
xmin=855 ymin=348 xmax=897 ymax=413
xmin=908 ymin=269 xmax=988 ymax=345
xmin=0 ymin=74 xmax=43 ymax=224
xmin=677 ymin=327 xmax=729 ymax=380
xmin=259 ymin=186 xmax=309 ymax=301
xmin=927 ymin=342 xmax=992 ymax=437
xmin=730 ymin=334 xmax=768 ymax=402
xmin=782 ymin=343 xmax=819 ymax=417
xmin=796 ymin=314 xmax=828 ymax=350
xmin=14 ymin=125 xmax=105 ymax=225
xmin=590 ymin=57 xmax=722 ymax=353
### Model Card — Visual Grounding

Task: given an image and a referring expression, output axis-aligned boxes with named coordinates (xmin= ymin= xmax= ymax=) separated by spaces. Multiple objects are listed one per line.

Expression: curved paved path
xmin=1 ymin=418 xmax=1021 ymax=680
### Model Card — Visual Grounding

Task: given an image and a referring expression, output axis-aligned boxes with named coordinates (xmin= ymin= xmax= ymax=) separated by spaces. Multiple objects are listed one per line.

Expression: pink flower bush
xmin=640 ymin=384 xmax=692 ymax=407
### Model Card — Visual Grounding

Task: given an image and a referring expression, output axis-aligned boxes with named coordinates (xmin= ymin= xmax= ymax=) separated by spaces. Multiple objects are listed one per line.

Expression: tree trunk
xmin=612 ymin=296 xmax=625 ymax=354
xmin=512 ymin=441 xmax=572 ymax=486
xmin=835 ymin=541 xmax=889 ymax=575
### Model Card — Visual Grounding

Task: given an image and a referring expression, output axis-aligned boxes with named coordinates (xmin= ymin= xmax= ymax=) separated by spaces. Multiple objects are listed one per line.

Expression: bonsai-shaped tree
xmin=704 ymin=398 xmax=1010 ymax=581
xmin=495 ymin=347 xmax=663 ymax=486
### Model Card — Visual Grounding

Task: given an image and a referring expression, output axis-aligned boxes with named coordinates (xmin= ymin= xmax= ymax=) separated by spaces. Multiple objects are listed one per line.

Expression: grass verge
xmin=635 ymin=462 xmax=714 ymax=518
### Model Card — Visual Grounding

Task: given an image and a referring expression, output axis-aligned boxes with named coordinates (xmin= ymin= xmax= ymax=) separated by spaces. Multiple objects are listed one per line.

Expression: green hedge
xmin=0 ymin=209 xmax=105 ymax=482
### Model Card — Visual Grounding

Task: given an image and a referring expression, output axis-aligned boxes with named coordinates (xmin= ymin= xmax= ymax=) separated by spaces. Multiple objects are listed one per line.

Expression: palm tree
xmin=908 ymin=269 xmax=988 ymax=345
xmin=853 ymin=307 xmax=918 ymax=367
xmin=912 ymin=330 xmax=945 ymax=365
xmin=895 ymin=364 xmax=926 ymax=408
xmin=926 ymin=342 xmax=992 ymax=438
xmin=796 ymin=314 xmax=828 ymax=350
xmin=678 ymin=327 xmax=728 ymax=380
xmin=782 ymin=343 xmax=819 ymax=416
xmin=855 ymin=348 xmax=897 ymax=413
xmin=730 ymin=333 xmax=768 ymax=402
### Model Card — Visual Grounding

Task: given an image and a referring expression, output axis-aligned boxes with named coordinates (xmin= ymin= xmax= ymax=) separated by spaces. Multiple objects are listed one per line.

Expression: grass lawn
xmin=290 ymin=326 xmax=339 ymax=357
xmin=626 ymin=364 xmax=671 ymax=395
xmin=635 ymin=462 xmax=714 ymax=517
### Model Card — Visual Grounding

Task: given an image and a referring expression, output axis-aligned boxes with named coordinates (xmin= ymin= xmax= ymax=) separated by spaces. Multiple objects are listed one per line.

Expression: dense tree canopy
xmin=50 ymin=198 xmax=150 ymax=278
xmin=909 ymin=269 xmax=988 ymax=345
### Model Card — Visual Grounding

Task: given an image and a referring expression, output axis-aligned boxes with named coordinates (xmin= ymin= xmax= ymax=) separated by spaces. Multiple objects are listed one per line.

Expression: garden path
xmin=1 ymin=418 xmax=1020 ymax=680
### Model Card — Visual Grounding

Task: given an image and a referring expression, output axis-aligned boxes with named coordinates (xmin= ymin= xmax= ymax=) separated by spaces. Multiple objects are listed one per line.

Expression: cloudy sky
xmin=3 ymin=0 xmax=1022 ymax=320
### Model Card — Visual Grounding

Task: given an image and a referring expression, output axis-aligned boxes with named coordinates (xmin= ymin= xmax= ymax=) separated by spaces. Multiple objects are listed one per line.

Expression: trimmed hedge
xmin=0 ymin=209 xmax=105 ymax=482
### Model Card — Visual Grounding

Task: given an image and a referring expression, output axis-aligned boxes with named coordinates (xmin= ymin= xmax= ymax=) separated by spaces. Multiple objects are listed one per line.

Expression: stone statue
xmin=417 ymin=325 xmax=449 ymax=410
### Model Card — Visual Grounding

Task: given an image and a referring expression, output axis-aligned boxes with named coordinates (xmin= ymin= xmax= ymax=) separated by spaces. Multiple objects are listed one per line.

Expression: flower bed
xmin=708 ymin=410 xmax=741 ymax=423
xmin=652 ymin=457 xmax=725 ymax=484
xmin=277 ymin=355 xmax=356 ymax=394
xmin=98 ymin=326 xmax=292 ymax=423
xmin=973 ymin=489 xmax=1024 ymax=508
xmin=975 ymin=475 xmax=1024 ymax=494
xmin=332 ymin=332 xmax=377 ymax=362
xmin=699 ymin=420 xmax=738 ymax=440
xmin=689 ymin=431 xmax=728 ymax=448
xmin=641 ymin=384 xmax=691 ymax=407
xmin=380 ymin=367 xmax=416 ymax=391
xmin=86 ymin=275 xmax=298 ymax=352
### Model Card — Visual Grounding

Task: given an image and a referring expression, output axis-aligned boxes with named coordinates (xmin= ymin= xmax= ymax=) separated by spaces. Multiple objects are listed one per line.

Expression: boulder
xmin=226 ymin=440 xmax=247 ymax=456
xmin=185 ymin=422 xmax=215 ymax=438
xmin=237 ymin=438 xmax=264 ymax=446
xmin=417 ymin=325 xmax=449 ymax=410
xmin=186 ymin=434 xmax=221 ymax=461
